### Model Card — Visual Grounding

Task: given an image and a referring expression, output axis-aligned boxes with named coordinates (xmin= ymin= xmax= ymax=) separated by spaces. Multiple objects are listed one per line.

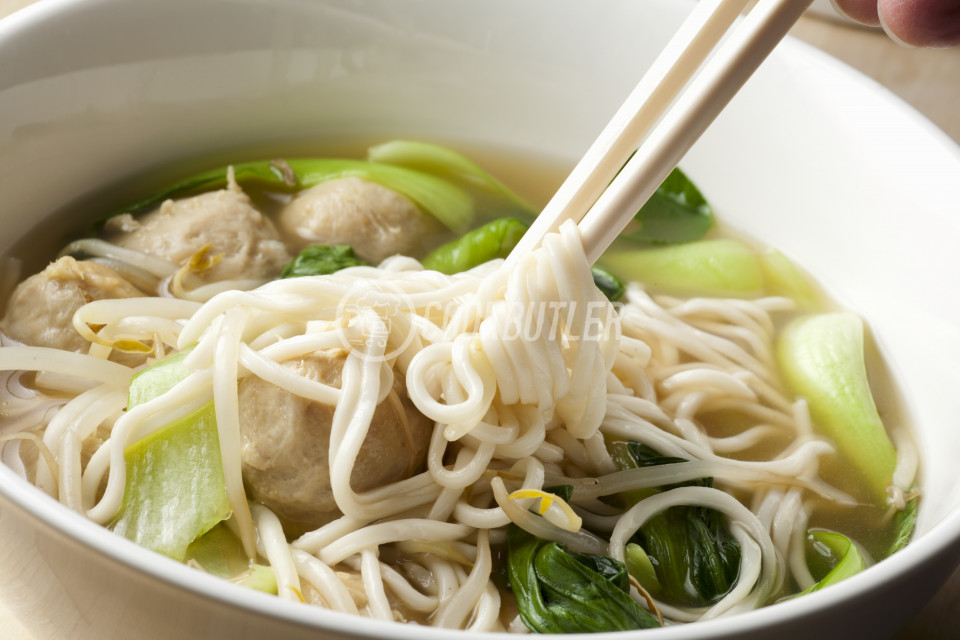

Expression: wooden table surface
xmin=0 ymin=1 xmax=958 ymax=638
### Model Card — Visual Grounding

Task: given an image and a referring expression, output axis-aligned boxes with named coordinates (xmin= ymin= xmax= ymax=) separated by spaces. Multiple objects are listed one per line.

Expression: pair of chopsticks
xmin=508 ymin=0 xmax=813 ymax=266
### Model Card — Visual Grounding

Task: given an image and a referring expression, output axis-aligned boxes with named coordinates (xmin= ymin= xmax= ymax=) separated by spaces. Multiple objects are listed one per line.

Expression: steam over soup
xmin=0 ymin=141 xmax=918 ymax=633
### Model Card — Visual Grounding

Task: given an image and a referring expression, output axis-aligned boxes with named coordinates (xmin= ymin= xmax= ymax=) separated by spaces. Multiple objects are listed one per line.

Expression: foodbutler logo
xmin=336 ymin=279 xmax=418 ymax=363
xmin=336 ymin=277 xmax=619 ymax=364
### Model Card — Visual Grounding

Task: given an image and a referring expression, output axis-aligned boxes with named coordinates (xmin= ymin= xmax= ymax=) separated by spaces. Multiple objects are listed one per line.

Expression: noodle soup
xmin=0 ymin=140 xmax=918 ymax=632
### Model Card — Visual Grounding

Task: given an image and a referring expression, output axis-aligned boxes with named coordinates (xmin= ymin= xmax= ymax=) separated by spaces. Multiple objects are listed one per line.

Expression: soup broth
xmin=0 ymin=139 xmax=918 ymax=630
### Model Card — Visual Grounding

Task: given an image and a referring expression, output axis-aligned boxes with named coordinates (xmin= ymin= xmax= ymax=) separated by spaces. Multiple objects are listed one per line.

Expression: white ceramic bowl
xmin=1 ymin=1 xmax=959 ymax=639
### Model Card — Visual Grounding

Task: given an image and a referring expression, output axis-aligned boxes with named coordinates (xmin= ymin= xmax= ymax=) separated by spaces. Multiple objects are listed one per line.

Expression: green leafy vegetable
xmin=506 ymin=526 xmax=660 ymax=633
xmin=562 ymin=547 xmax=631 ymax=591
xmin=125 ymin=348 xmax=193 ymax=406
xmin=590 ymin=265 xmax=625 ymax=302
xmin=239 ymin=564 xmax=280 ymax=593
xmin=600 ymin=238 xmax=764 ymax=298
xmin=421 ymin=217 xmax=528 ymax=274
xmin=624 ymin=543 xmax=661 ymax=597
xmin=617 ymin=442 xmax=691 ymax=475
xmin=622 ymin=167 xmax=713 ymax=244
xmin=610 ymin=440 xmax=741 ymax=607
xmin=184 ymin=523 xmax=248 ymax=577
xmin=545 ymin=485 xmax=574 ymax=502
xmin=280 ymin=245 xmax=367 ymax=279
xmin=110 ymin=350 xmax=230 ymax=560
xmin=367 ymin=140 xmax=537 ymax=222
xmin=422 ymin=216 xmax=625 ymax=302
xmin=607 ymin=440 xmax=687 ymax=505
xmin=634 ymin=501 xmax=741 ymax=606
xmin=888 ymin=494 xmax=919 ymax=556
xmin=112 ymin=156 xmax=475 ymax=233
xmin=185 ymin=524 xmax=278 ymax=594
xmin=799 ymin=530 xmax=868 ymax=596
xmin=776 ymin=312 xmax=897 ymax=506
xmin=758 ymin=248 xmax=820 ymax=310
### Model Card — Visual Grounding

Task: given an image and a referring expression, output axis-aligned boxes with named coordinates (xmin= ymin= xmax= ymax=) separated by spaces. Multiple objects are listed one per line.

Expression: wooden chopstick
xmin=507 ymin=0 xmax=812 ymax=266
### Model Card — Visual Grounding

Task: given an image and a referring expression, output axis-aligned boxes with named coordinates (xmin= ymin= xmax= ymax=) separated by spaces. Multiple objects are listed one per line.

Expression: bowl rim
xmin=1 ymin=0 xmax=960 ymax=637
xmin=4 ymin=456 xmax=960 ymax=639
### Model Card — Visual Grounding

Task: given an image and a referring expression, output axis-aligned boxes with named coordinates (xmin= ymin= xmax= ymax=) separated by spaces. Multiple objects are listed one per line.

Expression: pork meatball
xmin=279 ymin=177 xmax=439 ymax=263
xmin=238 ymin=349 xmax=433 ymax=529
xmin=110 ymin=184 xmax=290 ymax=285
xmin=0 ymin=256 xmax=144 ymax=352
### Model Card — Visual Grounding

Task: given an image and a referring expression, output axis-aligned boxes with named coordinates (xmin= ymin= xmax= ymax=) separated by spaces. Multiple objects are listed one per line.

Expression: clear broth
xmin=1 ymin=137 xmax=915 ymax=581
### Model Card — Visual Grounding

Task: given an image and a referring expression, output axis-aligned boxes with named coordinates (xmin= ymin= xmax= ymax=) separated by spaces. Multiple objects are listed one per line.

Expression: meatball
xmin=279 ymin=177 xmax=439 ymax=263
xmin=238 ymin=349 xmax=433 ymax=529
xmin=110 ymin=184 xmax=290 ymax=285
xmin=0 ymin=256 xmax=144 ymax=353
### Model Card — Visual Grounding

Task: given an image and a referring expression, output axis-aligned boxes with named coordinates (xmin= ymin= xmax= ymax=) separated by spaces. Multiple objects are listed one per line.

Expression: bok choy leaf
xmin=367 ymin=140 xmax=538 ymax=222
xmin=600 ymin=238 xmax=764 ymax=298
xmin=609 ymin=440 xmax=741 ymax=607
xmin=421 ymin=217 xmax=625 ymax=301
xmin=280 ymin=245 xmax=367 ymax=278
xmin=888 ymin=494 xmax=919 ymax=556
xmin=110 ymin=349 xmax=230 ymax=560
xmin=589 ymin=265 xmax=625 ymax=303
xmin=506 ymin=525 xmax=660 ymax=633
xmin=799 ymin=530 xmax=868 ymax=596
xmin=186 ymin=524 xmax=277 ymax=594
xmin=622 ymin=167 xmax=714 ymax=244
xmin=421 ymin=218 xmax=528 ymax=275
xmin=776 ymin=312 xmax=897 ymax=506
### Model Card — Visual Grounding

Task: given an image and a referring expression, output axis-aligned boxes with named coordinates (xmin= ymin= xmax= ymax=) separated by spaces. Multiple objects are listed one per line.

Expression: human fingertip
xmin=829 ymin=0 xmax=881 ymax=26
xmin=878 ymin=7 xmax=916 ymax=48
xmin=879 ymin=0 xmax=960 ymax=48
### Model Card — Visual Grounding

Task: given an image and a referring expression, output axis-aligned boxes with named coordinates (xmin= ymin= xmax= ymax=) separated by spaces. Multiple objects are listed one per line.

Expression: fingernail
xmin=877 ymin=5 xmax=917 ymax=49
